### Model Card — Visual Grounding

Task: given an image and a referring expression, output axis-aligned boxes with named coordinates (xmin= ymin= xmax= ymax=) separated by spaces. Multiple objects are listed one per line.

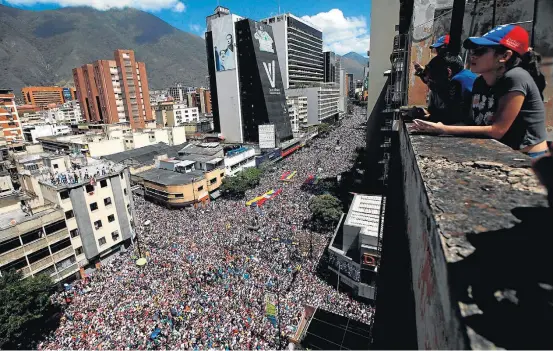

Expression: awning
xmin=210 ymin=190 xmax=222 ymax=199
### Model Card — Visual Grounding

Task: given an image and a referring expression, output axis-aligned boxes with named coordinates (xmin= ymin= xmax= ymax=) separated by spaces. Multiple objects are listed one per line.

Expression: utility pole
xmin=309 ymin=230 xmax=313 ymax=259
xmin=276 ymin=274 xmax=282 ymax=349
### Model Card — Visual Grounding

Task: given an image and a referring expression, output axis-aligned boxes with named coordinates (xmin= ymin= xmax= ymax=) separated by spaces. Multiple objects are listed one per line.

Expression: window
xmin=94 ymin=220 xmax=102 ymax=229
xmin=65 ymin=210 xmax=74 ymax=219
xmin=123 ymin=188 xmax=128 ymax=195
xmin=197 ymin=186 xmax=204 ymax=192
xmin=100 ymin=179 xmax=108 ymax=188
xmin=220 ymin=172 xmax=225 ymax=178
xmin=108 ymin=214 xmax=115 ymax=223
xmin=111 ymin=231 xmax=120 ymax=240
xmin=60 ymin=190 xmax=69 ymax=200
xmin=53 ymin=163 xmax=59 ymax=169
xmin=70 ymin=229 xmax=79 ymax=238
xmin=104 ymin=197 xmax=112 ymax=206
xmin=85 ymin=184 xmax=94 ymax=193
xmin=90 ymin=202 xmax=98 ymax=211
xmin=120 ymin=173 xmax=124 ymax=179
xmin=75 ymin=246 xmax=84 ymax=255
xmin=98 ymin=237 xmax=106 ymax=246
xmin=175 ymin=193 xmax=184 ymax=198
xmin=210 ymin=178 xmax=217 ymax=184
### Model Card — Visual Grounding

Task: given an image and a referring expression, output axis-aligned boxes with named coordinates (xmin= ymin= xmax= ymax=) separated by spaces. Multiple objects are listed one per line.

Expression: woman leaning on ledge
xmin=412 ymin=25 xmax=549 ymax=159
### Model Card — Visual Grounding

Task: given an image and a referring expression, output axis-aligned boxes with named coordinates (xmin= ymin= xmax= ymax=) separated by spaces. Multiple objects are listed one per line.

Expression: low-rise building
xmin=224 ymin=147 xmax=256 ymax=176
xmin=102 ymin=142 xmax=187 ymax=175
xmin=135 ymin=167 xmax=224 ymax=208
xmin=23 ymin=124 xmax=71 ymax=143
xmin=328 ymin=194 xmax=385 ymax=301
xmin=41 ymin=101 xmax=83 ymax=124
xmin=154 ymin=102 xmax=199 ymax=127
xmin=38 ymin=135 xmax=126 ymax=158
xmin=123 ymin=127 xmax=186 ymax=150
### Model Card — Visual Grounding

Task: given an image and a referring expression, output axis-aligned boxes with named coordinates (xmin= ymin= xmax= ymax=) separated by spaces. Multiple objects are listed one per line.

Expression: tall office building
xmin=324 ymin=51 xmax=337 ymax=83
xmin=347 ymin=73 xmax=354 ymax=97
xmin=22 ymin=86 xmax=71 ymax=107
xmin=205 ymin=7 xmax=293 ymax=143
xmin=73 ymin=50 xmax=153 ymax=129
xmin=0 ymin=89 xmax=23 ymax=142
xmin=261 ymin=14 xmax=324 ymax=89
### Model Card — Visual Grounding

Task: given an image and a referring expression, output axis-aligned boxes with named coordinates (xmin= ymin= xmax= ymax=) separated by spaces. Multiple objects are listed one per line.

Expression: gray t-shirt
xmin=471 ymin=67 xmax=546 ymax=150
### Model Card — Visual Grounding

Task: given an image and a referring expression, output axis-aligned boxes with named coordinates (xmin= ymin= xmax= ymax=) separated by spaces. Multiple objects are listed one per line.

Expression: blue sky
xmin=0 ymin=0 xmax=371 ymax=55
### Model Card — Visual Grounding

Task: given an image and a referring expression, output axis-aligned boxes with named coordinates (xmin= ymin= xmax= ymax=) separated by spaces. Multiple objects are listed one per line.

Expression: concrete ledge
xmin=399 ymin=121 xmax=552 ymax=349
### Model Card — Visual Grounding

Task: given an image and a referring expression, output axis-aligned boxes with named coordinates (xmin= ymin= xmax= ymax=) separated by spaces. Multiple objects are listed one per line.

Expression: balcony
xmin=30 ymin=255 xmax=54 ymax=273
xmin=51 ymin=246 xmax=74 ymax=262
xmin=56 ymin=263 xmax=78 ymax=280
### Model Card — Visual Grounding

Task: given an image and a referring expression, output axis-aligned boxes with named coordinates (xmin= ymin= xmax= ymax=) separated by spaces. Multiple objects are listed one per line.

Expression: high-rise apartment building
xmin=73 ymin=50 xmax=153 ymax=129
xmin=261 ymin=13 xmax=324 ymax=89
xmin=286 ymin=95 xmax=308 ymax=133
xmin=287 ymin=84 xmax=339 ymax=125
xmin=0 ymin=89 xmax=23 ymax=142
xmin=21 ymin=86 xmax=72 ymax=107
xmin=206 ymin=7 xmax=293 ymax=143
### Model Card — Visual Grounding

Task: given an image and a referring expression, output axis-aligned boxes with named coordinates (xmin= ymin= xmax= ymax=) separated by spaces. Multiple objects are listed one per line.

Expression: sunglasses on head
xmin=470 ymin=46 xmax=492 ymax=56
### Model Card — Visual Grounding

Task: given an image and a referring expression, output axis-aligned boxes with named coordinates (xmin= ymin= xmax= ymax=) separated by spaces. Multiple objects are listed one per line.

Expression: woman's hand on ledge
xmin=411 ymin=119 xmax=447 ymax=134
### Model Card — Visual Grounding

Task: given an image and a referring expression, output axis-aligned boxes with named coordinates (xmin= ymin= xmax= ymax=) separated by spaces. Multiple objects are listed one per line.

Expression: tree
xmin=318 ymin=123 xmax=331 ymax=135
xmin=309 ymin=194 xmax=343 ymax=228
xmin=221 ymin=167 xmax=262 ymax=196
xmin=0 ymin=270 xmax=55 ymax=348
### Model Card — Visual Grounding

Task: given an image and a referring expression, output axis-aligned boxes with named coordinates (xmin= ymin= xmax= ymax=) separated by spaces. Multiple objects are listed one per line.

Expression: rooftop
xmin=344 ymin=194 xmax=385 ymax=237
xmin=38 ymin=159 xmax=125 ymax=189
xmin=136 ymin=168 xmax=205 ymax=186
xmin=178 ymin=142 xmax=223 ymax=157
xmin=103 ymin=142 xmax=186 ymax=166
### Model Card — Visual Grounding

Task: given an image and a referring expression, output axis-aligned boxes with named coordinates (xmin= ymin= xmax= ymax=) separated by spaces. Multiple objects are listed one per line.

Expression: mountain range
xmin=0 ymin=4 xmax=208 ymax=95
xmin=340 ymin=52 xmax=369 ymax=82
xmin=0 ymin=4 xmax=370 ymax=96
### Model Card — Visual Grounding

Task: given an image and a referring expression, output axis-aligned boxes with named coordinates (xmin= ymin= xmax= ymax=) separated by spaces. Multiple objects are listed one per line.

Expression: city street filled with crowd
xmin=39 ymin=107 xmax=374 ymax=350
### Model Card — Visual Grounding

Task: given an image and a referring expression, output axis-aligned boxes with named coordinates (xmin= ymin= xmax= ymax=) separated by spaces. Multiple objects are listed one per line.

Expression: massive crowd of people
xmin=39 ymin=107 xmax=374 ymax=350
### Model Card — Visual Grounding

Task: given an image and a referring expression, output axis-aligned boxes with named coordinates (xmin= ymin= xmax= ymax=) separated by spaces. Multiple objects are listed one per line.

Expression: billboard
xmin=62 ymin=87 xmax=72 ymax=102
xmin=212 ymin=15 xmax=236 ymax=72
xmin=258 ymin=124 xmax=276 ymax=149
xmin=248 ymin=21 xmax=292 ymax=140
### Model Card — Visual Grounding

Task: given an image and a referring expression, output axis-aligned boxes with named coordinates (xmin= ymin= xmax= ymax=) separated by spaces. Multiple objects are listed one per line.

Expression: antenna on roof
xmin=278 ymin=0 xmax=281 ymax=14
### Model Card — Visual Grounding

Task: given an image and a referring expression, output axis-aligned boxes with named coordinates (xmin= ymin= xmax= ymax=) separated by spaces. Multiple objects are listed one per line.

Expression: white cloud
xmin=172 ymin=1 xmax=185 ymax=13
xmin=301 ymin=9 xmax=370 ymax=56
xmin=189 ymin=23 xmax=201 ymax=33
xmin=5 ymin=0 xmax=187 ymax=12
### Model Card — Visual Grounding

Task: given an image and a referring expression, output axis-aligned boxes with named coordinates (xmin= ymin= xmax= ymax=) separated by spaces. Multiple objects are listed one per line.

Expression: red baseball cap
xmin=463 ymin=24 xmax=529 ymax=56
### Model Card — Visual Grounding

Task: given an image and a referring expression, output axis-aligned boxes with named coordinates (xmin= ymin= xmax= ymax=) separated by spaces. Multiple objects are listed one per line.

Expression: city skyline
xmin=0 ymin=0 xmax=371 ymax=55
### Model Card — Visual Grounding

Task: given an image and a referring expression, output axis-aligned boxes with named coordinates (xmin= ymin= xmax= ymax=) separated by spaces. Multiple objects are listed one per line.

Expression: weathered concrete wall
xmin=398 ymin=122 xmax=468 ymax=349
xmin=398 ymin=120 xmax=552 ymax=349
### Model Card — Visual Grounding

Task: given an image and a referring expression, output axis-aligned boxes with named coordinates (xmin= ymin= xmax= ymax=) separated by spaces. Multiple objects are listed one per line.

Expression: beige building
xmin=0 ymin=193 xmax=80 ymax=282
xmin=16 ymin=154 xmax=135 ymax=269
